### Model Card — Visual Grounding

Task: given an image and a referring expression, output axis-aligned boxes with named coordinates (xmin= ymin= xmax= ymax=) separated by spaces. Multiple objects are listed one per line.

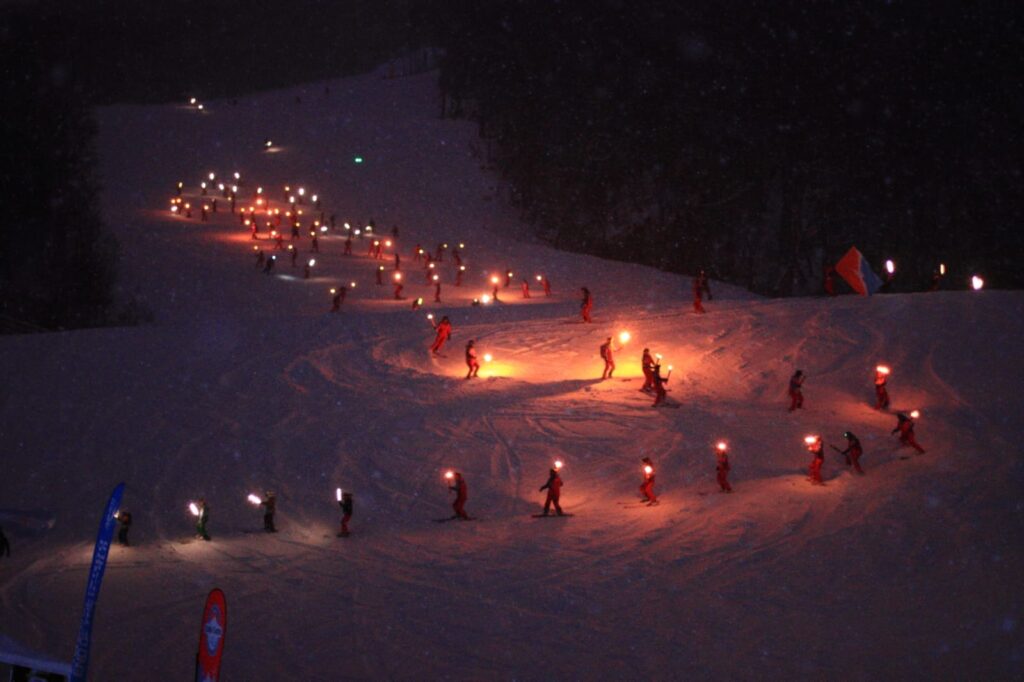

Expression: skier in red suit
xmin=788 ymin=370 xmax=805 ymax=411
xmin=692 ymin=276 xmax=706 ymax=314
xmin=875 ymin=367 xmax=890 ymax=410
xmin=600 ymin=337 xmax=616 ymax=379
xmin=465 ymin=340 xmax=480 ymax=379
xmin=840 ymin=431 xmax=865 ymax=474
xmin=521 ymin=279 xmax=531 ymax=299
xmin=580 ymin=287 xmax=593 ymax=323
xmin=539 ymin=468 xmax=564 ymax=516
xmin=449 ymin=472 xmax=469 ymax=519
xmin=541 ymin=276 xmax=552 ymax=297
xmin=806 ymin=436 xmax=825 ymax=485
xmin=430 ymin=316 xmax=452 ymax=355
xmin=640 ymin=348 xmax=655 ymax=392
xmin=639 ymin=457 xmax=657 ymax=503
xmin=892 ymin=413 xmax=926 ymax=453
xmin=715 ymin=443 xmax=732 ymax=493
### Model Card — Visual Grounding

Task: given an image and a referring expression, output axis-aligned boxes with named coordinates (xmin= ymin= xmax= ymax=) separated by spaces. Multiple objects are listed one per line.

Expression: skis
xmin=433 ymin=516 xmax=477 ymax=523
xmin=531 ymin=513 xmax=574 ymax=518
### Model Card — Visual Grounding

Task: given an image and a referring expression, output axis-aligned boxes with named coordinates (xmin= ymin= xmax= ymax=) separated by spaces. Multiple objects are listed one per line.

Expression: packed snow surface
xmin=1 ymin=66 xmax=1022 ymax=679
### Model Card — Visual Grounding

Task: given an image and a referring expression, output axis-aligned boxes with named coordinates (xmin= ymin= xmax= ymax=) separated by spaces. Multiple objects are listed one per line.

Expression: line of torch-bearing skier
xmin=111 ymin=170 xmax=933 ymax=546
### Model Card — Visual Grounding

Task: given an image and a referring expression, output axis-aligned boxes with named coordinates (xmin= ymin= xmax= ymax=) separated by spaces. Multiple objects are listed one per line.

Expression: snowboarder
xmin=836 ymin=431 xmax=865 ymax=474
xmin=875 ymin=366 xmax=890 ymax=410
xmin=521 ymin=279 xmax=531 ymax=299
xmin=260 ymin=491 xmax=277 ymax=532
xmin=640 ymin=457 xmax=657 ymax=503
xmin=338 ymin=492 xmax=353 ymax=537
xmin=539 ymin=468 xmax=564 ymax=516
xmin=715 ymin=443 xmax=733 ymax=493
xmin=448 ymin=472 xmax=469 ymax=520
xmin=788 ymin=370 xmax=805 ymax=412
xmin=580 ymin=287 xmax=593 ymax=323
xmin=195 ymin=499 xmax=210 ymax=540
xmin=892 ymin=413 xmax=926 ymax=453
xmin=0 ymin=527 xmax=10 ymax=557
xmin=692 ymin=276 xmax=706 ymax=314
xmin=806 ymin=436 xmax=825 ymax=485
xmin=599 ymin=337 xmax=617 ymax=379
xmin=652 ymin=362 xmax=671 ymax=407
xmin=115 ymin=510 xmax=132 ymax=546
xmin=465 ymin=340 xmax=480 ymax=379
xmin=640 ymin=348 xmax=656 ymax=392
xmin=430 ymin=315 xmax=452 ymax=354
xmin=331 ymin=286 xmax=347 ymax=312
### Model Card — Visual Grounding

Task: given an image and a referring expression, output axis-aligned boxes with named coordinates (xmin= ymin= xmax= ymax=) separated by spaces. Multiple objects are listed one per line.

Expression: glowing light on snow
xmin=330 ymin=288 xmax=337 ymax=295
xmin=394 ymin=272 xmax=402 ymax=281
xmin=189 ymin=97 xmax=197 ymax=105
xmin=298 ymin=188 xmax=305 ymax=197
xmin=320 ymin=226 xmax=328 ymax=233
xmin=618 ymin=331 xmax=631 ymax=344
xmin=554 ymin=460 xmax=563 ymax=469
xmin=189 ymin=503 xmax=200 ymax=516
xmin=536 ymin=275 xmax=542 ymax=282
xmin=444 ymin=471 xmax=454 ymax=480
xmin=443 ymin=243 xmax=448 ymax=249
xmin=170 ymin=205 xmax=178 ymax=213
xmin=459 ymin=243 xmax=465 ymax=249
xmin=876 ymin=365 xmax=890 ymax=375
xmin=233 ymin=172 xmax=240 ymax=180
xmin=717 ymin=441 xmax=728 ymax=451
xmin=354 ymin=156 xmax=363 ymax=164
xmin=885 ymin=260 xmax=895 ymax=275
xmin=378 ymin=265 xmax=385 ymax=272
xmin=971 ymin=275 xmax=984 ymax=290
xmin=507 ymin=270 xmax=514 ymax=278
xmin=481 ymin=294 xmax=492 ymax=304
xmin=197 ymin=104 xmax=204 ymax=111
xmin=308 ymin=259 xmax=316 ymax=267
xmin=265 ymin=140 xmax=273 ymax=148
xmin=312 ymin=194 xmax=318 ymax=202
xmin=208 ymin=172 xmax=215 ymax=181
xmin=415 ymin=297 xmax=424 ymax=306
xmin=257 ymin=186 xmax=264 ymax=194
xmin=939 ymin=263 xmax=946 ymax=276
xmin=459 ymin=265 xmax=466 ymax=272
xmin=432 ymin=274 xmax=439 ymax=282
xmin=350 ymin=282 xmax=356 ymax=288
xmin=427 ymin=313 xmax=434 ymax=320
xmin=385 ymin=240 xmax=392 ymax=248
xmin=344 ymin=223 xmax=351 ymax=230
xmin=804 ymin=435 xmax=819 ymax=445
xmin=483 ymin=353 xmax=493 ymax=362
xmin=365 ymin=225 xmax=373 ymax=232
xmin=910 ymin=410 xmax=920 ymax=419
xmin=490 ymin=276 xmax=499 ymax=285
xmin=336 ymin=488 xmax=343 ymax=502
xmin=287 ymin=244 xmax=294 ymax=251
xmin=200 ymin=181 xmax=207 ymax=189
xmin=354 ymin=230 xmax=361 ymax=236
xmin=667 ymin=365 xmax=673 ymax=371
xmin=643 ymin=465 xmax=653 ymax=475
xmin=218 ymin=183 xmax=225 ymax=191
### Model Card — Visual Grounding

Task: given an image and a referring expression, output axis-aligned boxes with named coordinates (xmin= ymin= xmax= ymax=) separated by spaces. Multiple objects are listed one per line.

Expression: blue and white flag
xmin=70 ymin=482 xmax=124 ymax=682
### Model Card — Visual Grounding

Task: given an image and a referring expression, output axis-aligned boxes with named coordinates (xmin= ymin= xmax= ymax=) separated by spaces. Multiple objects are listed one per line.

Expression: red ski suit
xmin=788 ymin=373 xmax=804 ymax=411
xmin=600 ymin=342 xmax=615 ymax=379
xmin=652 ymin=366 xmax=669 ymax=407
xmin=640 ymin=470 xmax=657 ymax=503
xmin=893 ymin=419 xmax=925 ymax=453
xmin=716 ymin=452 xmax=732 ymax=492
xmin=692 ymin=278 xmax=706 ymax=314
xmin=875 ymin=375 xmax=890 ymax=409
xmin=430 ymin=320 xmax=452 ymax=354
xmin=465 ymin=345 xmax=480 ymax=378
xmin=450 ymin=477 xmax=468 ymax=519
xmin=581 ymin=292 xmax=593 ymax=322
xmin=641 ymin=351 xmax=655 ymax=391
xmin=539 ymin=471 xmax=563 ymax=515
xmin=807 ymin=444 xmax=824 ymax=484
xmin=842 ymin=439 xmax=865 ymax=474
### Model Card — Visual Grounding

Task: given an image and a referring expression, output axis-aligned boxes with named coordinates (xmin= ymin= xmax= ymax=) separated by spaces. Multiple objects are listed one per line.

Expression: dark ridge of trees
xmin=432 ymin=1 xmax=1024 ymax=294
xmin=0 ymin=8 xmax=122 ymax=331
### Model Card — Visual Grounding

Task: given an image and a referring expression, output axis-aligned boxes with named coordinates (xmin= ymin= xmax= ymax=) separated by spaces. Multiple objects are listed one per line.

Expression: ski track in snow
xmin=1 ymin=66 xmax=1023 ymax=679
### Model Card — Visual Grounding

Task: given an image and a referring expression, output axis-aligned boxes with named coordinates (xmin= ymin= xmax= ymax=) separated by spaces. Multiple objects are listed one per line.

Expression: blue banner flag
xmin=70 ymin=482 xmax=125 ymax=682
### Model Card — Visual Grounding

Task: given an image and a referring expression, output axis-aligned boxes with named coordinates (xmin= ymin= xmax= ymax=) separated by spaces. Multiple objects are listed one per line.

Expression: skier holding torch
xmin=446 ymin=471 xmax=470 ymax=520
xmin=892 ymin=411 xmax=926 ymax=454
xmin=715 ymin=442 xmax=733 ymax=493
xmin=337 ymin=489 xmax=353 ymax=537
xmin=875 ymin=365 xmax=891 ymax=410
xmin=805 ymin=435 xmax=825 ymax=485
xmin=652 ymin=361 xmax=671 ymax=407
xmin=191 ymin=499 xmax=210 ymax=541
xmin=430 ymin=315 xmax=452 ymax=355
xmin=465 ymin=340 xmax=480 ymax=379
xmin=538 ymin=462 xmax=565 ymax=516
xmin=640 ymin=457 xmax=658 ymax=504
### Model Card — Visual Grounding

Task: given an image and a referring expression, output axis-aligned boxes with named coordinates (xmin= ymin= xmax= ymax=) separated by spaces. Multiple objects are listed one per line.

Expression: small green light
xmin=354 ymin=156 xmax=363 ymax=164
